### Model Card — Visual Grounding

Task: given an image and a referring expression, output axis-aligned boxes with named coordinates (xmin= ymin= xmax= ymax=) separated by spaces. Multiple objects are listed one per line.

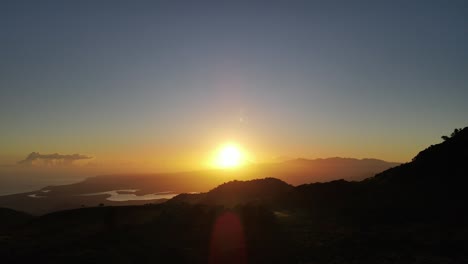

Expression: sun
xmin=214 ymin=144 xmax=245 ymax=169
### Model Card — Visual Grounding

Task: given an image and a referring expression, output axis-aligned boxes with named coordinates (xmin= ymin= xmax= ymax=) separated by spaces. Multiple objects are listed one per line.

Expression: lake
xmin=80 ymin=189 xmax=178 ymax=201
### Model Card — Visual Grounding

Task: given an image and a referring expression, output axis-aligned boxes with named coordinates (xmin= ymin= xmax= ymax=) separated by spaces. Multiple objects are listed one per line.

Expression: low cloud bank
xmin=18 ymin=152 xmax=92 ymax=166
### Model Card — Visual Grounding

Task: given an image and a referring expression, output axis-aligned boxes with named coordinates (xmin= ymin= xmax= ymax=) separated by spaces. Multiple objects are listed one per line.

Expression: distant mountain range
xmin=1 ymin=127 xmax=467 ymax=263
xmin=0 ymin=157 xmax=398 ymax=214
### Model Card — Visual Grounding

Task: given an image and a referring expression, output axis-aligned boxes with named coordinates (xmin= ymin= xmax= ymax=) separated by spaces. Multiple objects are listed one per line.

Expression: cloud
xmin=18 ymin=152 xmax=92 ymax=166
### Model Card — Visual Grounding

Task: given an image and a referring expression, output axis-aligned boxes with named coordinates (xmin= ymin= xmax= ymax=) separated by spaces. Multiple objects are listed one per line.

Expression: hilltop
xmin=171 ymin=177 xmax=293 ymax=206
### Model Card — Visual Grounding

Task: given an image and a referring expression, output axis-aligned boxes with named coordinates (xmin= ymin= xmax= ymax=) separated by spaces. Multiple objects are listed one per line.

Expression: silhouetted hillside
xmin=0 ymin=207 xmax=33 ymax=233
xmin=282 ymin=126 xmax=468 ymax=224
xmin=0 ymin=203 xmax=292 ymax=264
xmin=355 ymin=127 xmax=468 ymax=218
xmin=371 ymin=126 xmax=468 ymax=185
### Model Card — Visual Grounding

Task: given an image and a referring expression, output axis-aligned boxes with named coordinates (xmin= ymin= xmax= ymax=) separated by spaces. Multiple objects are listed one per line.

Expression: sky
xmin=1 ymin=0 xmax=467 ymax=173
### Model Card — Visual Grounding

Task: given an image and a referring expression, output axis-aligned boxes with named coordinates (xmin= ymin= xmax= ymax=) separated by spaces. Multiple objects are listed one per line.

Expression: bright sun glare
xmin=214 ymin=144 xmax=244 ymax=169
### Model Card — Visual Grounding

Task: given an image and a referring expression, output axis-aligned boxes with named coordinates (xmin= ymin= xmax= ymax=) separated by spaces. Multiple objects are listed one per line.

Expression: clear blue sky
xmin=1 ymin=0 xmax=467 ymax=169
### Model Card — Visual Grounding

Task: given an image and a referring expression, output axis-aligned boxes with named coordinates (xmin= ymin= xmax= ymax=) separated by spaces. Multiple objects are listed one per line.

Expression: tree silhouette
xmin=451 ymin=128 xmax=461 ymax=137
xmin=442 ymin=128 xmax=462 ymax=141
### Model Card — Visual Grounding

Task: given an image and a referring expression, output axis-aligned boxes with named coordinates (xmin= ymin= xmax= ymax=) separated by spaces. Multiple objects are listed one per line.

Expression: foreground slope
xmin=0 ymin=208 xmax=33 ymax=233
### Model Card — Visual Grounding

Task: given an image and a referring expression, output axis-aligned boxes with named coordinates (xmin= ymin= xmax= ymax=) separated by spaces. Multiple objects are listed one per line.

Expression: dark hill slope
xmin=364 ymin=127 xmax=468 ymax=214
xmin=0 ymin=208 xmax=33 ymax=233
xmin=370 ymin=126 xmax=468 ymax=185
xmin=283 ymin=127 xmax=468 ymax=225
xmin=0 ymin=203 xmax=291 ymax=264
